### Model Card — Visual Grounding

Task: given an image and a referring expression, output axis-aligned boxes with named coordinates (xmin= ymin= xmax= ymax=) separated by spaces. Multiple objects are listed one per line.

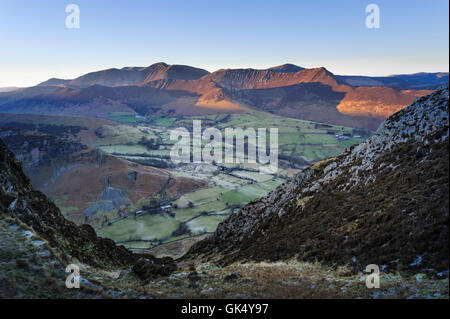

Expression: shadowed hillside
xmin=0 ymin=63 xmax=437 ymax=131
xmin=0 ymin=128 xmax=205 ymax=227
xmin=189 ymin=86 xmax=449 ymax=276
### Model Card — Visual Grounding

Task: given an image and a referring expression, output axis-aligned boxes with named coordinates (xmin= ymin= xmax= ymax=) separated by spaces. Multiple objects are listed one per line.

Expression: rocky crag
xmin=189 ymin=86 xmax=449 ymax=276
xmin=0 ymin=139 xmax=176 ymax=297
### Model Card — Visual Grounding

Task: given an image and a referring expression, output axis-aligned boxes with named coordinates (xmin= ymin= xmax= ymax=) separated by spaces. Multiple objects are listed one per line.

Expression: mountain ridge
xmin=1 ymin=62 xmax=445 ymax=131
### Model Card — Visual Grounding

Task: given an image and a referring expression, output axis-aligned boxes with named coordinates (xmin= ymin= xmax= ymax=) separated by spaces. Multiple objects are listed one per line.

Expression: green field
xmin=108 ymin=112 xmax=148 ymax=123
xmin=154 ymin=117 xmax=177 ymax=127
xmin=100 ymin=111 xmax=368 ymax=164
xmin=98 ymin=213 xmax=179 ymax=242
xmin=169 ymin=112 xmax=369 ymax=162
xmin=174 ymin=201 xmax=228 ymax=222
xmin=97 ymin=172 xmax=284 ymax=248
xmin=181 ymin=186 xmax=226 ymax=204
xmin=186 ymin=215 xmax=229 ymax=234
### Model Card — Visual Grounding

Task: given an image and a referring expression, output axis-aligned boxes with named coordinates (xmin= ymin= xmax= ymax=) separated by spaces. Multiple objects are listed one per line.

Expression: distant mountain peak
xmin=151 ymin=62 xmax=169 ymax=67
xmin=268 ymin=64 xmax=305 ymax=73
xmin=142 ymin=63 xmax=210 ymax=82
xmin=37 ymin=78 xmax=71 ymax=87
xmin=144 ymin=62 xmax=170 ymax=71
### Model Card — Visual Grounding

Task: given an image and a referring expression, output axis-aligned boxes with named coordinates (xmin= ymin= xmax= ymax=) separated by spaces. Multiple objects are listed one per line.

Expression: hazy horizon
xmin=1 ymin=0 xmax=449 ymax=87
xmin=1 ymin=61 xmax=449 ymax=89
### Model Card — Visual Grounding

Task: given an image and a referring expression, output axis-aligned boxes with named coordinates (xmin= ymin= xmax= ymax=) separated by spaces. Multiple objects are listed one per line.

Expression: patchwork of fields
xmin=94 ymin=111 xmax=369 ymax=255
xmin=96 ymin=111 xmax=368 ymax=164
xmin=0 ymin=110 xmax=370 ymax=257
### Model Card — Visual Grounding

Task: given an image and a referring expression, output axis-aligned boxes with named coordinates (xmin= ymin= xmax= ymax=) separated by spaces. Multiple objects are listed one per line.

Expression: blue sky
xmin=0 ymin=0 xmax=448 ymax=87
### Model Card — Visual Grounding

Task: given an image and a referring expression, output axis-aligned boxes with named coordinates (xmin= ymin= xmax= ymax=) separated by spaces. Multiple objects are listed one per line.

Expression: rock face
xmin=0 ymin=139 xmax=176 ymax=275
xmin=189 ymin=86 xmax=449 ymax=275
xmin=0 ymin=128 xmax=86 ymax=179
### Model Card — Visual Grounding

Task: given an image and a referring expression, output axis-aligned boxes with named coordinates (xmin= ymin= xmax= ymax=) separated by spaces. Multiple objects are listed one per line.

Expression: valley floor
xmin=0 ymin=111 xmax=368 ymax=259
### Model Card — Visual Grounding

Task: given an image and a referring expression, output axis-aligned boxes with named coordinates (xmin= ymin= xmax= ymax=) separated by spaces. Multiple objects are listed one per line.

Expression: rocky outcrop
xmin=0 ymin=139 xmax=176 ymax=276
xmin=0 ymin=128 xmax=86 ymax=175
xmin=189 ymin=86 xmax=449 ymax=275
xmin=0 ymin=138 xmax=132 ymax=268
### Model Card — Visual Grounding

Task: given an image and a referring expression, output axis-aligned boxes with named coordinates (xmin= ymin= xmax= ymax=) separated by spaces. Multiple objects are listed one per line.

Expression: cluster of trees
xmin=6 ymin=122 xmax=87 ymax=137
xmin=139 ymin=136 xmax=159 ymax=150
